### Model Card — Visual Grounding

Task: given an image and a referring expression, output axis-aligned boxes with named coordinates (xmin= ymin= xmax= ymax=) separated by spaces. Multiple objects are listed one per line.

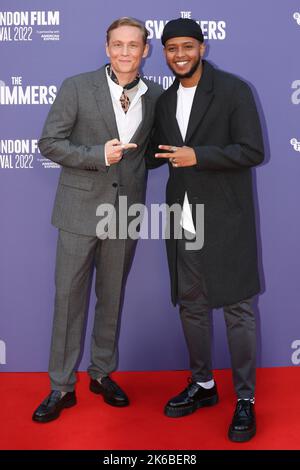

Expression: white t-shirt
xmin=176 ymin=83 xmax=197 ymax=234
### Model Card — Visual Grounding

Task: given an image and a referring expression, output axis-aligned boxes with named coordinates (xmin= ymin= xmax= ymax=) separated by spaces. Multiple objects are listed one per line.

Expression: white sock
xmin=96 ymin=376 xmax=106 ymax=384
xmin=196 ymin=379 xmax=215 ymax=389
xmin=238 ymin=397 xmax=255 ymax=404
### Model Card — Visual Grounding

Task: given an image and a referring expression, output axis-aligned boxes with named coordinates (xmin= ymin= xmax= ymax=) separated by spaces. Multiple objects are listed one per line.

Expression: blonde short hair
xmin=106 ymin=17 xmax=149 ymax=45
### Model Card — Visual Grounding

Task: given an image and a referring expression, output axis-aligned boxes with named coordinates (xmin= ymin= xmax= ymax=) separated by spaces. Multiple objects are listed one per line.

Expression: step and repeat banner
xmin=1 ymin=0 xmax=300 ymax=373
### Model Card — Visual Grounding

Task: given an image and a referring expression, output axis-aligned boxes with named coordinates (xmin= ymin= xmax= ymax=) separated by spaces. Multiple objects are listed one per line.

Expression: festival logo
xmin=293 ymin=12 xmax=300 ymax=25
xmin=0 ymin=76 xmax=57 ymax=105
xmin=0 ymin=139 xmax=59 ymax=170
xmin=0 ymin=340 xmax=6 ymax=365
xmin=290 ymin=138 xmax=300 ymax=152
xmin=0 ymin=10 xmax=60 ymax=42
xmin=291 ymin=340 xmax=300 ymax=365
xmin=145 ymin=11 xmax=226 ymax=41
xmin=291 ymin=80 xmax=300 ymax=104
xmin=143 ymin=74 xmax=175 ymax=90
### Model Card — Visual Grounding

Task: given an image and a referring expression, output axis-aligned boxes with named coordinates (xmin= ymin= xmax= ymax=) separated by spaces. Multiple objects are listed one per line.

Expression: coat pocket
xmin=215 ymin=174 xmax=242 ymax=214
xmin=60 ymin=171 xmax=94 ymax=191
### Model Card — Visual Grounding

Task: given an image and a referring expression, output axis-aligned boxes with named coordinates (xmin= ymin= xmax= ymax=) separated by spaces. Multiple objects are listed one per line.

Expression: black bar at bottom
xmin=1 ymin=450 xmax=300 ymax=464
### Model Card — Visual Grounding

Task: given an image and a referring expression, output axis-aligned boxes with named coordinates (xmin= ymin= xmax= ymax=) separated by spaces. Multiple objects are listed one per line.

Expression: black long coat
xmin=147 ymin=60 xmax=264 ymax=308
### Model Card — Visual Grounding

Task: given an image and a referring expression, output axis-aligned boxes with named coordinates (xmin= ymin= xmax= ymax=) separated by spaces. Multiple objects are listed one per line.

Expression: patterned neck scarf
xmin=107 ymin=64 xmax=140 ymax=113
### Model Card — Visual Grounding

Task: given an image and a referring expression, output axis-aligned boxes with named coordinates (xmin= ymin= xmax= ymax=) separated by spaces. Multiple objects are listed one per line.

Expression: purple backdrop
xmin=1 ymin=0 xmax=300 ymax=373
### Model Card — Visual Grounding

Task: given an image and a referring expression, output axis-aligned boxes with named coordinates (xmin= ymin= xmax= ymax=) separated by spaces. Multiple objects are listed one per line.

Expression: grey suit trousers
xmin=177 ymin=236 xmax=256 ymax=399
xmin=48 ymin=229 xmax=137 ymax=392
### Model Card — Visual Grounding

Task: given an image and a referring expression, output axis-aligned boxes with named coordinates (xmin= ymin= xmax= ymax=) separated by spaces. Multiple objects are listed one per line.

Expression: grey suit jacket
xmin=38 ymin=66 xmax=162 ymax=236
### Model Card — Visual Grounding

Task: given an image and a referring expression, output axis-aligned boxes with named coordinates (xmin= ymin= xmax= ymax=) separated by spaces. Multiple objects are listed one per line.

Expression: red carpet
xmin=0 ymin=367 xmax=299 ymax=450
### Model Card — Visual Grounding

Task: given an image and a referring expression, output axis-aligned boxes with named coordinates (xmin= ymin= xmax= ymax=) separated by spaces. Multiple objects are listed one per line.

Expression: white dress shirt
xmin=105 ymin=68 xmax=148 ymax=165
xmin=176 ymin=83 xmax=197 ymax=234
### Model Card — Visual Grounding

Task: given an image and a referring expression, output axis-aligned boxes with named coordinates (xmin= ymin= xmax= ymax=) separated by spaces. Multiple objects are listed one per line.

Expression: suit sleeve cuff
xmin=104 ymin=147 xmax=110 ymax=167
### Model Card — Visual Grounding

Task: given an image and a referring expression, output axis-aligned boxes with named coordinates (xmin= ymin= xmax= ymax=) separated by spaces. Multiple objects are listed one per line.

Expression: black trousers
xmin=177 ymin=237 xmax=256 ymax=399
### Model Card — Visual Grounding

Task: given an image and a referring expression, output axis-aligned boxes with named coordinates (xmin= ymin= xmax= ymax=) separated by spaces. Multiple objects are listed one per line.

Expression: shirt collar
xmin=105 ymin=66 xmax=148 ymax=102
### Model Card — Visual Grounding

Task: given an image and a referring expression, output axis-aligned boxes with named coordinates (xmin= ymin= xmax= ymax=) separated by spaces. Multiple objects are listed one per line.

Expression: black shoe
xmin=32 ymin=390 xmax=76 ymax=423
xmin=90 ymin=376 xmax=129 ymax=407
xmin=164 ymin=379 xmax=219 ymax=418
xmin=228 ymin=399 xmax=256 ymax=442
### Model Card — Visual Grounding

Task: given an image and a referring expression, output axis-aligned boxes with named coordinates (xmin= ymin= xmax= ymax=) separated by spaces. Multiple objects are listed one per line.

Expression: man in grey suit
xmin=32 ymin=17 xmax=161 ymax=423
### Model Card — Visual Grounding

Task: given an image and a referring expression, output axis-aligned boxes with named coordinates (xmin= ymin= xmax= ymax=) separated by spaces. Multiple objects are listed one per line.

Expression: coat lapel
xmin=92 ymin=67 xmax=120 ymax=139
xmin=164 ymin=80 xmax=184 ymax=146
xmin=185 ymin=60 xmax=215 ymax=144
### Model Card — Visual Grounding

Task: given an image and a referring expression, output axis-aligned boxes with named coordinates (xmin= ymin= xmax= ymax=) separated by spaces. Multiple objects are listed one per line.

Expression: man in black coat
xmin=147 ymin=18 xmax=264 ymax=442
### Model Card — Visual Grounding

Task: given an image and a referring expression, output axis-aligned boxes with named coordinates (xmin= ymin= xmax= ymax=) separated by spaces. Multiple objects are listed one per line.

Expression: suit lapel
xmin=130 ymin=92 xmax=150 ymax=144
xmin=92 ymin=67 xmax=120 ymax=139
xmin=185 ymin=60 xmax=215 ymax=144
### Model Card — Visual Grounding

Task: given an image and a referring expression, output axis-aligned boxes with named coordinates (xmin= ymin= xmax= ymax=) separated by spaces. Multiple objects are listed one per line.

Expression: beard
xmin=168 ymin=57 xmax=201 ymax=79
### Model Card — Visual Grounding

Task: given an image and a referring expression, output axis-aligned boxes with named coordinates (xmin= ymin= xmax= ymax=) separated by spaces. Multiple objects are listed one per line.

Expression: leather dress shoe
xmin=32 ymin=390 xmax=76 ymax=423
xmin=228 ymin=399 xmax=256 ymax=442
xmin=164 ymin=379 xmax=219 ymax=417
xmin=90 ymin=376 xmax=129 ymax=407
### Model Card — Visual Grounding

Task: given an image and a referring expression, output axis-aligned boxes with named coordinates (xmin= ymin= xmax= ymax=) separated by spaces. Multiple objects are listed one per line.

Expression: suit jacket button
xmin=112 ymin=183 xmax=118 ymax=188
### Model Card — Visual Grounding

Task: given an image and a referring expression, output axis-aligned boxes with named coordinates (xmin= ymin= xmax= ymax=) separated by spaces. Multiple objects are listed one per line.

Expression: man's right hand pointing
xmin=105 ymin=138 xmax=137 ymax=165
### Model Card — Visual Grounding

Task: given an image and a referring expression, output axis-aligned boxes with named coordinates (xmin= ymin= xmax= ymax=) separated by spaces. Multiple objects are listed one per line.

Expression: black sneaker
xmin=164 ymin=379 xmax=218 ymax=418
xmin=32 ymin=390 xmax=76 ymax=423
xmin=90 ymin=376 xmax=129 ymax=407
xmin=228 ymin=399 xmax=256 ymax=442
